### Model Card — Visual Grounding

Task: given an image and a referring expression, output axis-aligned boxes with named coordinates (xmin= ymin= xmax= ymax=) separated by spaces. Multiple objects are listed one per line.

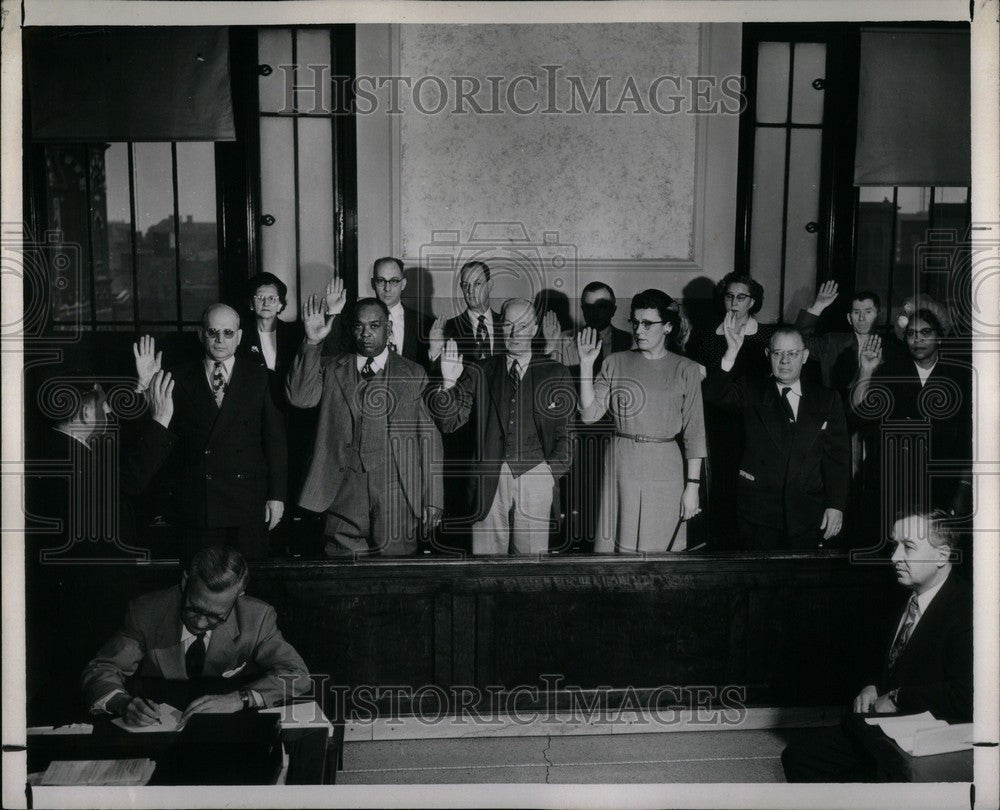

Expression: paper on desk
xmin=27 ymin=724 xmax=93 ymax=735
xmin=40 ymin=758 xmax=155 ymax=786
xmin=111 ymin=702 xmax=185 ymax=733
xmin=864 ymin=712 xmax=972 ymax=756
xmin=260 ymin=700 xmax=333 ymax=732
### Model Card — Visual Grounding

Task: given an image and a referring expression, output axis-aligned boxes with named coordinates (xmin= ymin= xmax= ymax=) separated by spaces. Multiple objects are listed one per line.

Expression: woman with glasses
xmin=689 ymin=272 xmax=775 ymax=548
xmin=851 ymin=305 xmax=972 ymax=518
xmin=578 ymin=289 xmax=706 ymax=552
xmin=239 ymin=273 xmax=310 ymax=555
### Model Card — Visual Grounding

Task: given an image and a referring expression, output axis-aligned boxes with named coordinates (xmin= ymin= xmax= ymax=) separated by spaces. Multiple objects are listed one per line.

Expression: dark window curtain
xmin=25 ymin=27 xmax=235 ymax=142
xmin=853 ymin=28 xmax=970 ymax=186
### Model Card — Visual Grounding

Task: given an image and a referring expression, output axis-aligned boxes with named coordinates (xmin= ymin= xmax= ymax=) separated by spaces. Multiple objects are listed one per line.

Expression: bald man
xmin=133 ymin=304 xmax=287 ymax=560
xmin=431 ymin=298 xmax=575 ymax=554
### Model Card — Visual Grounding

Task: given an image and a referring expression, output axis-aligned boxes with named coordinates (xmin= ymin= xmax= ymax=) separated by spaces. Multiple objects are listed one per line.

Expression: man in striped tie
xmin=781 ymin=509 xmax=973 ymax=781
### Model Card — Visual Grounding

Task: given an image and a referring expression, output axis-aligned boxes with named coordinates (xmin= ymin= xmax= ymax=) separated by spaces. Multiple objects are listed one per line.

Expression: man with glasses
xmin=133 ymin=304 xmax=287 ymax=561
xmin=287 ymin=296 xmax=443 ymax=556
xmin=431 ymin=298 xmax=574 ymax=555
xmin=82 ymin=546 xmax=311 ymax=726
xmin=704 ymin=323 xmax=849 ymax=550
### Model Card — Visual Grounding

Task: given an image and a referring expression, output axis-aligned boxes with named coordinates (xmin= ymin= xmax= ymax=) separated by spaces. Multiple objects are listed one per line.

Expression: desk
xmin=845 ymin=713 xmax=973 ymax=782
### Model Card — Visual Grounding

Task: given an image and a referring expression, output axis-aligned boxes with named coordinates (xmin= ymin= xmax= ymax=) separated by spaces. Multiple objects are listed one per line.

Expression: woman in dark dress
xmin=238 ymin=273 xmax=312 ymax=554
xmin=689 ymin=273 xmax=776 ymax=548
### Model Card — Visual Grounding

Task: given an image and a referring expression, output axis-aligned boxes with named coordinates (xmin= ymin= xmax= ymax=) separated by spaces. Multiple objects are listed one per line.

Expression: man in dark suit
xmin=541 ymin=280 xmax=632 ymax=372
xmin=286 ymin=296 xmax=443 ymax=556
xmin=431 ymin=298 xmax=575 ymax=555
xmin=81 ymin=545 xmax=311 ymax=726
xmin=703 ymin=320 xmax=849 ymax=549
xmin=428 ymin=259 xmax=504 ymax=364
xmin=133 ymin=304 xmax=287 ymax=561
xmin=782 ymin=509 xmax=973 ymax=781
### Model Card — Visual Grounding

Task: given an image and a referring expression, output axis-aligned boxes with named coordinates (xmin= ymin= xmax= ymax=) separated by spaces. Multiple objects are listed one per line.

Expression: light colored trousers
xmin=472 ymin=462 xmax=553 ymax=555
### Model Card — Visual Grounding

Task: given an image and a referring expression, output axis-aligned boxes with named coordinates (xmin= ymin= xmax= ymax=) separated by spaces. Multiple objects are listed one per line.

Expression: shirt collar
xmin=506 ymin=354 xmax=531 ymax=376
xmin=716 ymin=316 xmax=759 ymax=336
xmin=914 ymin=569 xmax=950 ymax=614
xmin=775 ymin=379 xmax=803 ymax=397
xmin=181 ymin=624 xmax=213 ymax=645
xmin=204 ymin=355 xmax=236 ymax=376
xmin=54 ymin=425 xmax=93 ymax=449
xmin=356 ymin=346 xmax=391 ymax=372
xmin=388 ymin=302 xmax=405 ymax=317
xmin=466 ymin=309 xmax=493 ymax=331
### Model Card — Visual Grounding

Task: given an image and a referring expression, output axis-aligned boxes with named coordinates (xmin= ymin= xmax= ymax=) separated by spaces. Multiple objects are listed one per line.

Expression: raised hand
xmin=428 ymin=315 xmax=447 ymax=360
xmin=812 ymin=280 xmax=839 ymax=312
xmin=859 ymin=334 xmax=882 ymax=373
xmin=440 ymin=339 xmax=463 ymax=386
xmin=133 ymin=334 xmax=161 ymax=390
xmin=265 ymin=500 xmax=284 ymax=531
xmin=303 ymin=294 xmax=335 ymax=345
xmin=722 ymin=311 xmax=746 ymax=355
xmin=576 ymin=327 xmax=602 ymax=370
xmin=324 ymin=275 xmax=347 ymax=317
xmin=542 ymin=310 xmax=561 ymax=355
xmin=147 ymin=370 xmax=174 ymax=429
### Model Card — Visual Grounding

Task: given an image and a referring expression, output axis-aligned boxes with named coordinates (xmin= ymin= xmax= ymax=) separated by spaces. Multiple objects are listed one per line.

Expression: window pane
xmin=783 ymin=128 xmax=823 ymax=321
xmin=133 ymin=142 xmax=177 ymax=322
xmin=894 ymin=187 xmax=931 ymax=313
xmin=295 ymin=29 xmax=332 ymax=114
xmin=259 ymin=116 xmax=297 ymax=317
xmin=45 ymin=144 xmax=91 ymax=323
xmin=258 ymin=29 xmax=293 ymax=113
xmin=791 ymin=43 xmax=826 ymax=125
xmin=176 ymin=142 xmax=219 ymax=321
xmin=855 ymin=187 xmax=895 ymax=324
xmin=97 ymin=143 xmax=134 ymax=321
xmin=755 ymin=43 xmax=790 ymax=124
xmin=748 ymin=127 xmax=786 ymax=322
xmin=297 ymin=117 xmax=334 ymax=312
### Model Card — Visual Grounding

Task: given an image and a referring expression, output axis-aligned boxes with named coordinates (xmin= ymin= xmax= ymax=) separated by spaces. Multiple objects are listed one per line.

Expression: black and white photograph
xmin=1 ymin=0 xmax=998 ymax=807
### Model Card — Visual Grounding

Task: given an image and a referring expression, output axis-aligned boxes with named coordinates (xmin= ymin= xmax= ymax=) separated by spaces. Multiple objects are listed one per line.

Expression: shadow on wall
xmin=683 ymin=276 xmax=720 ymax=352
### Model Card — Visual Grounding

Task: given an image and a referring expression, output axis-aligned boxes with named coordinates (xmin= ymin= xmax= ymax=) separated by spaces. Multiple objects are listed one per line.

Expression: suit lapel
xmin=791 ymin=381 xmax=824 ymax=453
xmin=149 ymin=588 xmax=186 ymax=680
xmin=757 ymin=380 xmax=791 ymax=449
xmin=402 ymin=307 xmax=418 ymax=359
xmin=487 ymin=357 xmax=506 ymax=433
xmin=203 ymin=604 xmax=241 ymax=677
xmin=332 ymin=354 xmax=360 ymax=423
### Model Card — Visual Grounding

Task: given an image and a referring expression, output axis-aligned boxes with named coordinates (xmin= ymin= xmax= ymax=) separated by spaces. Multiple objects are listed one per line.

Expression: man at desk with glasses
xmin=81 ymin=546 xmax=311 ymax=725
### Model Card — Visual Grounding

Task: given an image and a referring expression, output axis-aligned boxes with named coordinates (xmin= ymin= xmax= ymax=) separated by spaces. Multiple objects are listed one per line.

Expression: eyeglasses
xmin=904 ymin=328 xmax=935 ymax=339
xmin=181 ymin=590 xmax=237 ymax=626
xmin=769 ymin=350 xmax=803 ymax=361
xmin=204 ymin=328 xmax=237 ymax=340
xmin=460 ymin=281 xmax=487 ymax=291
xmin=628 ymin=318 xmax=664 ymax=331
xmin=724 ymin=293 xmax=751 ymax=303
xmin=372 ymin=277 xmax=403 ymax=288
xmin=253 ymin=294 xmax=280 ymax=304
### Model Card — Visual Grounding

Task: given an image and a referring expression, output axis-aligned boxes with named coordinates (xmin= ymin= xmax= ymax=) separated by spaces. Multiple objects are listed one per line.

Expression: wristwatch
xmin=239 ymin=688 xmax=251 ymax=710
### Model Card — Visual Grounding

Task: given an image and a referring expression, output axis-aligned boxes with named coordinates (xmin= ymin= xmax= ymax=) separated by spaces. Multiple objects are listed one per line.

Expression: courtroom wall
xmin=355 ymin=23 xmax=743 ymax=328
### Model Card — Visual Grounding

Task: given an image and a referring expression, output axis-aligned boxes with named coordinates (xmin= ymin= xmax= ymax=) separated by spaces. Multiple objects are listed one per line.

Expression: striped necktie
xmin=888 ymin=594 xmax=920 ymax=669
xmin=211 ymin=362 xmax=226 ymax=406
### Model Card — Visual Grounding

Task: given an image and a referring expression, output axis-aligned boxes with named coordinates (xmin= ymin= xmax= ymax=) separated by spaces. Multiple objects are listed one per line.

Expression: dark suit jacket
xmin=703 ymin=369 xmax=850 ymax=534
xmin=285 ymin=343 xmax=443 ymax=515
xmin=238 ymin=318 xmax=304 ymax=403
xmin=875 ymin=572 xmax=973 ymax=723
xmin=443 ymin=309 xmax=504 ymax=362
xmin=430 ymin=355 xmax=575 ymax=522
xmin=81 ymin=585 xmax=311 ymax=709
xmin=159 ymin=357 xmax=287 ymax=528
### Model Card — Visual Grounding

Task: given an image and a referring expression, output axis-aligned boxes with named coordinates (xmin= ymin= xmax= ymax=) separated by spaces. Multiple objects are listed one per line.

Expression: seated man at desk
xmin=81 ymin=546 xmax=312 ymax=726
xmin=781 ymin=509 xmax=972 ymax=782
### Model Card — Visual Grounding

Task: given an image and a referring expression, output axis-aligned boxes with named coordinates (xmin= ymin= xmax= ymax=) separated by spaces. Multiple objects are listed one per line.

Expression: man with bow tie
xmin=287 ymin=295 xmax=443 ymax=556
xmin=781 ymin=510 xmax=973 ymax=781
xmin=430 ymin=298 xmax=575 ymax=555
xmin=703 ymin=321 xmax=849 ymax=549
xmin=133 ymin=304 xmax=287 ymax=561
xmin=82 ymin=546 xmax=311 ymax=725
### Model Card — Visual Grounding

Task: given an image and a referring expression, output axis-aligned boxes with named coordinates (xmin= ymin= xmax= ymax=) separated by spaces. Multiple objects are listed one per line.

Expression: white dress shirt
xmin=203 ymin=355 xmax=236 ymax=386
xmin=775 ymin=379 xmax=803 ymax=420
xmin=355 ymin=346 xmax=391 ymax=374
xmin=466 ymin=309 xmax=494 ymax=353
xmin=257 ymin=327 xmax=277 ymax=370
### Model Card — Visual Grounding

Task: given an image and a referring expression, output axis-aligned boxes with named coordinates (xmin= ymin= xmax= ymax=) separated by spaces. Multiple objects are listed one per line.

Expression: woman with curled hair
xmin=852 ymin=305 xmax=972 ymax=521
xmin=689 ymin=272 xmax=776 ymax=548
xmin=577 ymin=289 xmax=707 ymax=552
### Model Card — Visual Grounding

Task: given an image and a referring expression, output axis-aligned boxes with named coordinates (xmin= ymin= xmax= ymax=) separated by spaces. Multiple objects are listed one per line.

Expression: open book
xmin=40 ymin=758 xmax=155 ymax=786
xmin=865 ymin=711 xmax=974 ymax=756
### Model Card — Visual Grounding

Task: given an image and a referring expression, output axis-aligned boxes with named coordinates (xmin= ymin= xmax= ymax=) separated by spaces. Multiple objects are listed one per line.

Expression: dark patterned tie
xmin=509 ymin=359 xmax=520 ymax=391
xmin=887 ymin=594 xmax=920 ymax=669
xmin=780 ymin=386 xmax=795 ymax=423
xmin=360 ymin=357 xmax=376 ymax=379
xmin=475 ymin=315 xmax=488 ymax=360
xmin=186 ymin=633 xmax=207 ymax=678
xmin=211 ymin=362 xmax=226 ymax=406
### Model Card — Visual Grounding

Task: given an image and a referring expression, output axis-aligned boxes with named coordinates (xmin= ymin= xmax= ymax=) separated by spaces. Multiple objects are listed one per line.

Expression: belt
xmin=614 ymin=432 xmax=678 ymax=443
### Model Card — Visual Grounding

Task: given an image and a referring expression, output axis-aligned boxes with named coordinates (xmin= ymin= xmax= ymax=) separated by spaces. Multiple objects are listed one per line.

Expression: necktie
xmin=475 ymin=315 xmax=488 ymax=360
xmin=888 ymin=594 xmax=920 ymax=669
xmin=186 ymin=633 xmax=207 ymax=678
xmin=360 ymin=357 xmax=376 ymax=379
xmin=509 ymin=360 xmax=520 ymax=390
xmin=780 ymin=386 xmax=795 ymax=423
xmin=211 ymin=361 xmax=226 ymax=406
